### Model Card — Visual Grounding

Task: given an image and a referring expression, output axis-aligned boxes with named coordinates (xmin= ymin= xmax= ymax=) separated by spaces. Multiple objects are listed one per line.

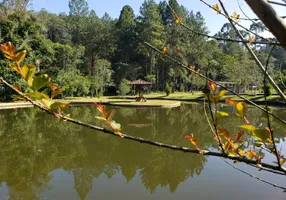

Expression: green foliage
xmin=57 ymin=66 xmax=90 ymax=97
xmin=165 ymin=83 xmax=172 ymax=96
xmin=118 ymin=78 xmax=130 ymax=96
xmin=0 ymin=0 xmax=285 ymax=99
xmin=89 ymin=59 xmax=113 ymax=98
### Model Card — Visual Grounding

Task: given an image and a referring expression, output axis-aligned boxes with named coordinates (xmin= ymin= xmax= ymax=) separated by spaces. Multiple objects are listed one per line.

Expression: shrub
xmin=118 ymin=78 xmax=131 ymax=95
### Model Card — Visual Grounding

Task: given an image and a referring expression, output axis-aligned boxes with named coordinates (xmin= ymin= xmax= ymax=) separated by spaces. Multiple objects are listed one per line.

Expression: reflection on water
xmin=0 ymin=104 xmax=285 ymax=200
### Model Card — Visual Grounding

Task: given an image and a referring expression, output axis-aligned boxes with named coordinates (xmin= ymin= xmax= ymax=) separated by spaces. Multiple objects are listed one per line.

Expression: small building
xmin=128 ymin=79 xmax=152 ymax=102
xmin=216 ymin=81 xmax=259 ymax=94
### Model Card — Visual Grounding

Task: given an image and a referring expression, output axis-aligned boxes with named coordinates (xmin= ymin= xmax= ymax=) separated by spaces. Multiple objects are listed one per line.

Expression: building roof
xmin=128 ymin=79 xmax=152 ymax=85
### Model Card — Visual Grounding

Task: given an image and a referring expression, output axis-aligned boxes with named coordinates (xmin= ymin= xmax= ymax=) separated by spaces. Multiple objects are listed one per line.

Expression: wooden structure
xmin=128 ymin=79 xmax=152 ymax=102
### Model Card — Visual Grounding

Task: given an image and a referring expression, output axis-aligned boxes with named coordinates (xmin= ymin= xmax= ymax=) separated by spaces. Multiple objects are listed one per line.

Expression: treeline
xmin=0 ymin=0 xmax=286 ymax=99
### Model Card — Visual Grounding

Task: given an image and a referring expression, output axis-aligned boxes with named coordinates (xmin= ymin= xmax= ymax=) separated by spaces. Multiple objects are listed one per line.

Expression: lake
xmin=0 ymin=103 xmax=285 ymax=199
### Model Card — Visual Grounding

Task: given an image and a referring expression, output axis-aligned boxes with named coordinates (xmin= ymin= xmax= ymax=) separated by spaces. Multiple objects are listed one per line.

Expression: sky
xmin=31 ymin=0 xmax=286 ymax=36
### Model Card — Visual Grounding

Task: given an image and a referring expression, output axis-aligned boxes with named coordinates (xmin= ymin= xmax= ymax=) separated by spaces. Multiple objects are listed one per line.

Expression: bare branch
xmin=245 ymin=0 xmax=286 ymax=51
xmin=143 ymin=42 xmax=286 ymax=126
xmin=199 ymin=0 xmax=277 ymax=43
xmin=268 ymin=0 xmax=286 ymax=7
xmin=165 ymin=1 xmax=281 ymax=46
xmin=218 ymin=0 xmax=286 ymax=103
xmin=237 ymin=0 xmax=270 ymax=32
xmin=263 ymin=45 xmax=282 ymax=168
xmin=222 ymin=158 xmax=286 ymax=190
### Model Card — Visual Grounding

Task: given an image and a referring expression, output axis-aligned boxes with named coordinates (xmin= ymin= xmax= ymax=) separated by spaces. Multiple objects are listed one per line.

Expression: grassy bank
xmin=112 ymin=92 xmax=282 ymax=102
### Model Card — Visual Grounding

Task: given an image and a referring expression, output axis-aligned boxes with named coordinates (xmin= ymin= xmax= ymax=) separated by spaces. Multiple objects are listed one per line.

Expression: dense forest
xmin=0 ymin=0 xmax=286 ymax=99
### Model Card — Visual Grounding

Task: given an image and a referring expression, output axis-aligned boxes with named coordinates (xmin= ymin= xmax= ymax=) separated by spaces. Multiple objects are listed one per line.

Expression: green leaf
xmin=41 ymin=99 xmax=53 ymax=109
xmin=51 ymin=90 xmax=63 ymax=99
xmin=50 ymin=102 xmax=69 ymax=112
xmin=32 ymin=74 xmax=51 ymax=91
xmin=25 ymin=91 xmax=49 ymax=100
xmin=253 ymin=129 xmax=270 ymax=142
xmin=110 ymin=120 xmax=121 ymax=132
xmin=22 ymin=64 xmax=36 ymax=85
xmin=253 ymin=142 xmax=263 ymax=147
xmin=233 ymin=142 xmax=241 ymax=149
xmin=95 ymin=116 xmax=107 ymax=122
xmin=216 ymin=111 xmax=229 ymax=118
xmin=215 ymin=90 xmax=228 ymax=101
xmin=239 ymin=125 xmax=256 ymax=132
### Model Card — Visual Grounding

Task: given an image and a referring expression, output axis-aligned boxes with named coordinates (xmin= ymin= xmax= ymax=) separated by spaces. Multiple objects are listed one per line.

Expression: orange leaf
xmin=212 ymin=4 xmax=221 ymax=14
xmin=105 ymin=109 xmax=116 ymax=121
xmin=185 ymin=134 xmax=198 ymax=147
xmin=0 ymin=42 xmax=16 ymax=59
xmin=214 ymin=135 xmax=219 ymax=142
xmin=93 ymin=102 xmax=105 ymax=114
xmin=236 ymin=131 xmax=244 ymax=141
xmin=231 ymin=12 xmax=240 ymax=21
xmin=49 ymin=83 xmax=58 ymax=92
xmin=175 ymin=16 xmax=182 ymax=24
xmin=189 ymin=66 xmax=195 ymax=71
xmin=208 ymin=81 xmax=216 ymax=93
xmin=218 ymin=128 xmax=230 ymax=139
xmin=225 ymin=98 xmax=237 ymax=106
xmin=12 ymin=84 xmax=22 ymax=92
xmin=246 ymin=150 xmax=258 ymax=160
xmin=162 ymin=47 xmax=168 ymax=56
xmin=248 ymin=36 xmax=255 ymax=44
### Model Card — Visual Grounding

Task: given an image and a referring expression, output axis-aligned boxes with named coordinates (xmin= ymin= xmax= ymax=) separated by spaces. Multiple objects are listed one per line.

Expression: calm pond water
xmin=0 ymin=103 xmax=285 ymax=200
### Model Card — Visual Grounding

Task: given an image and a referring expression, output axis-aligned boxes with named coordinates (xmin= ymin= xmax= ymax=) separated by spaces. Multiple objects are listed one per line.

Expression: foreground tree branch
xmin=143 ymin=42 xmax=286 ymax=126
xmin=221 ymin=158 xmax=286 ymax=190
xmin=245 ymin=0 xmax=286 ymax=51
xmin=218 ymin=0 xmax=286 ymax=103
xmin=1 ymin=76 xmax=285 ymax=174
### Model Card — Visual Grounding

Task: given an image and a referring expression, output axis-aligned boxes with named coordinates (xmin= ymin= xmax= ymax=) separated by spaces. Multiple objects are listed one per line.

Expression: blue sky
xmin=32 ymin=0 xmax=285 ymax=35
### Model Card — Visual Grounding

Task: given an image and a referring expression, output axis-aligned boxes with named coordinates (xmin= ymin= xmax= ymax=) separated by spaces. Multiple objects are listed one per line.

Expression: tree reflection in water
xmin=0 ymin=104 xmax=285 ymax=199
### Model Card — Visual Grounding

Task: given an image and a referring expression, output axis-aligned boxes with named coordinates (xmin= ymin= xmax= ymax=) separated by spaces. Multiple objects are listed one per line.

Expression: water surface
xmin=0 ymin=104 xmax=285 ymax=199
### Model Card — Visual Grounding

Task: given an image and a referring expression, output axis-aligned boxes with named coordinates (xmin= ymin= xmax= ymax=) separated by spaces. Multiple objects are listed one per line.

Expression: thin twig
xmin=268 ymin=0 xmax=286 ymax=7
xmin=143 ymin=42 xmax=286 ymax=126
xmin=263 ymin=45 xmax=282 ymax=168
xmin=218 ymin=0 xmax=286 ymax=103
xmin=204 ymin=99 xmax=216 ymax=136
xmin=218 ymin=0 xmax=285 ymax=171
xmin=1 ymin=76 xmax=285 ymax=174
xmin=164 ymin=0 xmax=281 ymax=46
xmin=222 ymin=158 xmax=286 ymax=190
xmin=236 ymin=0 xmax=269 ymax=32
xmin=207 ymin=93 xmax=225 ymax=154
xmin=180 ymin=23 xmax=279 ymax=46
xmin=199 ymin=0 xmax=277 ymax=44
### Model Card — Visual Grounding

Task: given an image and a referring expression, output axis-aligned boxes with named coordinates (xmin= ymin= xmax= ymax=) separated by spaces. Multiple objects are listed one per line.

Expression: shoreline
xmin=0 ymin=96 xmax=285 ymax=110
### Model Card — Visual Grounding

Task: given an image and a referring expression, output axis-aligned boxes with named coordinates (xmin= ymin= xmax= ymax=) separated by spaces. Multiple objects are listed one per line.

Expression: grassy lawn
xmin=109 ymin=100 xmax=181 ymax=108
xmin=0 ymin=92 xmax=281 ymax=106
xmin=115 ymin=92 xmax=282 ymax=102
